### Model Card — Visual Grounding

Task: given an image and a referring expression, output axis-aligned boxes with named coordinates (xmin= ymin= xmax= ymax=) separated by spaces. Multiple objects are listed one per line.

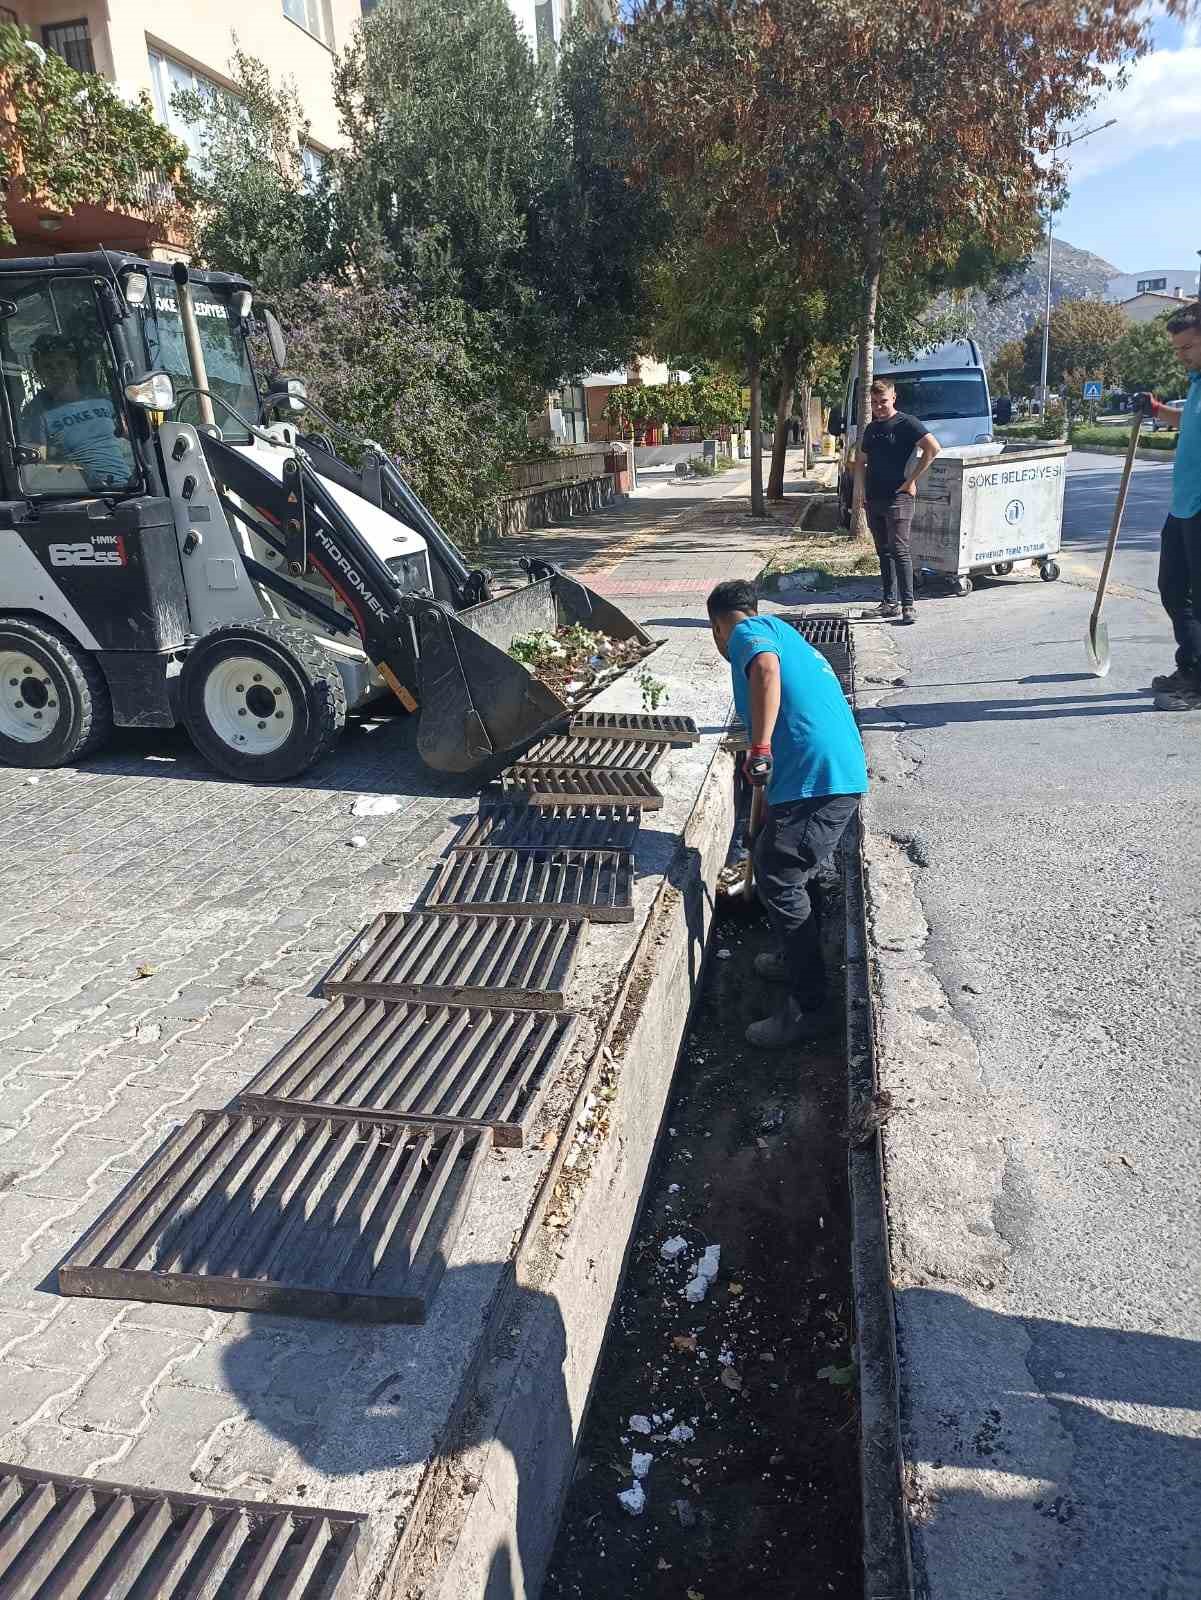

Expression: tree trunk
xmin=852 ymin=172 xmax=884 ymax=542
xmin=748 ymin=341 xmax=766 ymax=517
xmin=799 ymin=377 xmax=813 ymax=472
xmin=767 ymin=338 xmax=800 ymax=500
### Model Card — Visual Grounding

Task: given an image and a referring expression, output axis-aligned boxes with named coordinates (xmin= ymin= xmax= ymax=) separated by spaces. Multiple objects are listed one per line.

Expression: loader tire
xmin=0 ymin=616 xmax=112 ymax=769
xmin=180 ymin=620 xmax=346 ymax=782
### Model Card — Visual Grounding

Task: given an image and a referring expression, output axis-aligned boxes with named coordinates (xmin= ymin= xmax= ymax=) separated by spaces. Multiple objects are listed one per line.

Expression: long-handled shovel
xmin=1086 ymin=410 xmax=1144 ymax=676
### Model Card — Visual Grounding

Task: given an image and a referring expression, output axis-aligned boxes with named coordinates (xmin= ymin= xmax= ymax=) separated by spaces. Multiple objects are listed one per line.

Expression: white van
xmin=834 ymin=339 xmax=993 ymax=523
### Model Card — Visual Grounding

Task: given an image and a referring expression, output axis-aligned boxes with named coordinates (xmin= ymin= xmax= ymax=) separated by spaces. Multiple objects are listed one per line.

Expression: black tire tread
xmin=0 ymin=614 xmax=112 ymax=766
xmin=181 ymin=619 xmax=347 ymax=781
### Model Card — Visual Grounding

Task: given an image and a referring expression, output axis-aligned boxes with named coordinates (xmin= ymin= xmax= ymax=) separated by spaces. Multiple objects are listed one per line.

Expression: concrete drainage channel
xmin=0 ymin=623 xmax=911 ymax=1600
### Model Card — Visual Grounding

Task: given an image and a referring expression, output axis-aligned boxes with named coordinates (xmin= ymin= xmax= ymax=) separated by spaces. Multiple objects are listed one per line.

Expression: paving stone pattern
xmin=0 ymin=472 xmax=782 ymax=1500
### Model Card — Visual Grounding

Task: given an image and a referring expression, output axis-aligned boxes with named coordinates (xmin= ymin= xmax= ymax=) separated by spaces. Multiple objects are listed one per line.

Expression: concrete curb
xmin=381 ymin=750 xmax=735 ymax=1599
xmin=845 ymin=808 xmax=916 ymax=1600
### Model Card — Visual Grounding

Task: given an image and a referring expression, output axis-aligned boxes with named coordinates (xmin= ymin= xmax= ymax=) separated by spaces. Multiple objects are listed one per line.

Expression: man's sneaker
xmin=901 ymin=605 xmax=917 ymax=625
xmin=1153 ymin=683 xmax=1201 ymax=711
xmin=1150 ymin=668 xmax=1192 ymax=693
xmin=754 ymin=950 xmax=790 ymax=984
xmin=876 ymin=601 xmax=900 ymax=619
xmin=745 ymin=996 xmax=837 ymax=1050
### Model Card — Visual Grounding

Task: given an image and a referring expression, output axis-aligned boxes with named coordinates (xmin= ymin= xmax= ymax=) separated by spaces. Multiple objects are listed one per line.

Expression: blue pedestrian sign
xmin=1083 ymin=380 xmax=1103 ymax=401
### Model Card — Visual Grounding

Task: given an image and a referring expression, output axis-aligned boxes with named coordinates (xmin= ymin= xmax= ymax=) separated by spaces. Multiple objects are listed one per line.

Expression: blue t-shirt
xmin=728 ymin=614 xmax=868 ymax=804
xmin=1170 ymin=370 xmax=1201 ymax=520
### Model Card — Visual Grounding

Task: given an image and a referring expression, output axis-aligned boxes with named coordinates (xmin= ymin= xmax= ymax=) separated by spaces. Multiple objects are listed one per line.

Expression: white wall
xmin=1107 ymin=269 xmax=1199 ymax=303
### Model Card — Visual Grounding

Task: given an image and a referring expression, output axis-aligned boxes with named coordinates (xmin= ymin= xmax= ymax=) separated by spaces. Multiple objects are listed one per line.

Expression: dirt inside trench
xmin=544 ymin=889 xmax=862 ymax=1599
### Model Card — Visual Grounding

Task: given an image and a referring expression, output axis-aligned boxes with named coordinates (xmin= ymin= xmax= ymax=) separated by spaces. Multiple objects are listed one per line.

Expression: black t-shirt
xmin=861 ymin=410 xmax=928 ymax=500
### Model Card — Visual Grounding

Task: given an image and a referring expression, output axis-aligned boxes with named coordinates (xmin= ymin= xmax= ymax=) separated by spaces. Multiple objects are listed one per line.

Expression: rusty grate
xmin=0 ymin=1464 xmax=366 ymax=1599
xmin=239 ymin=1000 xmax=577 ymax=1149
xmin=499 ymin=768 xmax=663 ymax=810
xmin=511 ymin=735 xmax=663 ymax=772
xmin=787 ymin=614 xmax=850 ymax=646
xmin=568 ymin=711 xmax=699 ymax=745
xmin=426 ymin=848 xmax=634 ymax=922
xmin=452 ymin=805 xmax=640 ymax=854
xmin=322 ymin=911 xmax=584 ymax=1010
xmin=59 ymin=1110 xmax=489 ymax=1323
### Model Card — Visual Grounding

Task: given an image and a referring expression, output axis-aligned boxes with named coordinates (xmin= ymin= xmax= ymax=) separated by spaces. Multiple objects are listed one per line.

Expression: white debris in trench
xmin=628 ymin=1414 xmax=653 ymax=1435
xmin=684 ymin=1275 xmax=708 ymax=1304
xmin=698 ymin=1243 xmax=721 ymax=1280
xmin=667 ymin=1423 xmax=695 ymax=1444
xmin=617 ymin=1482 xmax=646 ymax=1516
xmin=660 ymin=1236 xmax=689 ymax=1262
xmin=631 ymin=1450 xmax=653 ymax=1480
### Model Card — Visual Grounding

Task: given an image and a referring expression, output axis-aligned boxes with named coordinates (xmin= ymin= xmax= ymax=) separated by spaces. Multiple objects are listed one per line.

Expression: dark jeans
xmin=1159 ymin=512 xmax=1201 ymax=676
xmin=753 ymin=793 xmax=861 ymax=1008
xmin=867 ymin=493 xmax=916 ymax=606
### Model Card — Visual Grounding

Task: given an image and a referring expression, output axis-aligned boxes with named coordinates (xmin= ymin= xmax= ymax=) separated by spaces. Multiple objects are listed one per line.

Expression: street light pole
xmin=1037 ymin=118 xmax=1117 ymax=412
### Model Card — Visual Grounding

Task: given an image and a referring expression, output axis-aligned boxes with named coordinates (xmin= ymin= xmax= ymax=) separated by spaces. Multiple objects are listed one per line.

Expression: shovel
xmin=717 ymin=782 xmax=765 ymax=903
xmin=1086 ymin=410 xmax=1144 ymax=676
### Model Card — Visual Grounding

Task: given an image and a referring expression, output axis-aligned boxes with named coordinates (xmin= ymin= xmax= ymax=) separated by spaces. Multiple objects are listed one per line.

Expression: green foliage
xmin=273 ymin=282 xmax=530 ymax=545
xmin=636 ymin=668 xmax=669 ymax=710
xmin=1112 ymin=315 xmax=1189 ymax=396
xmin=0 ymin=22 xmax=192 ymax=246
xmin=172 ymin=49 xmax=329 ymax=295
xmin=1070 ymin=423 xmax=1175 ymax=451
xmin=1021 ymin=299 xmax=1130 ymax=391
xmin=990 ymin=338 xmax=1030 ymax=399
xmin=602 ymin=373 xmax=742 ymax=433
xmin=996 ymin=419 xmax=1065 ymax=441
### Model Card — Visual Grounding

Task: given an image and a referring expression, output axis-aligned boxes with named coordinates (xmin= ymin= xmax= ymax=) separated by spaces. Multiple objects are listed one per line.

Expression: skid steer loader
xmin=0 ymin=250 xmax=654 ymax=780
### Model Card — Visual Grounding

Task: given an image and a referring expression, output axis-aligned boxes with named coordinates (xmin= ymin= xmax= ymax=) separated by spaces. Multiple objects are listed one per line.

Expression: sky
xmin=1049 ymin=9 xmax=1200 ymax=276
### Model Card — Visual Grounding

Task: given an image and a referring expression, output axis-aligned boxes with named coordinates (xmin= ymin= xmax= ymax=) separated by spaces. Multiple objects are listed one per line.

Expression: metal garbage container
xmin=911 ymin=443 xmax=1068 ymax=595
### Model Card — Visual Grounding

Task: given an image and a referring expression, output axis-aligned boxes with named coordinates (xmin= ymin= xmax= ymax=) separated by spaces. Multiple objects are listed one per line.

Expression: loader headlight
xmin=232 ymin=289 xmax=253 ymax=319
xmin=122 ymin=270 xmax=150 ymax=307
xmin=125 ymin=370 xmax=175 ymax=410
xmin=266 ymin=377 xmax=308 ymax=414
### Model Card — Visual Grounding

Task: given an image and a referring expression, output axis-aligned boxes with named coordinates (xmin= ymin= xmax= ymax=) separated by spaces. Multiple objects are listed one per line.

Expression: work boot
xmin=876 ymin=601 xmax=900 ymax=619
xmin=754 ymin=950 xmax=790 ymax=984
xmin=1153 ymin=680 xmax=1201 ymax=711
xmin=901 ymin=605 xmax=917 ymax=625
xmin=745 ymin=995 xmax=837 ymax=1049
xmin=1150 ymin=667 xmax=1192 ymax=693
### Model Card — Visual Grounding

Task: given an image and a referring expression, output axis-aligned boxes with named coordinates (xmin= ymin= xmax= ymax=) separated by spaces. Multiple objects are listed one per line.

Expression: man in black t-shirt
xmin=858 ymin=379 xmax=940 ymax=622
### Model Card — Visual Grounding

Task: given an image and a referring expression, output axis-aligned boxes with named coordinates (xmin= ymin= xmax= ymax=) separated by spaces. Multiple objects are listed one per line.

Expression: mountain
xmin=951 ymin=237 xmax=1121 ymax=363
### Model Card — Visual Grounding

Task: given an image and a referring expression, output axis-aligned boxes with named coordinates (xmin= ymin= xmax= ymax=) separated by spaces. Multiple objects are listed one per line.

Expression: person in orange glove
xmin=708 ymin=580 xmax=868 ymax=1048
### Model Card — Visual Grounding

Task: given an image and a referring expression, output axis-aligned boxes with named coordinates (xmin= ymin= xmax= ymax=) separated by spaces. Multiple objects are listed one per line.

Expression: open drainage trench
xmin=544 ymin=874 xmax=862 ymax=1598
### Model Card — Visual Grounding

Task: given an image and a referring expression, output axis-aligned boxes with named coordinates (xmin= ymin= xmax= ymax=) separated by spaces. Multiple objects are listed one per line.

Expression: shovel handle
xmin=743 ymin=785 xmax=765 ymax=894
xmin=1091 ymin=411 xmax=1143 ymax=624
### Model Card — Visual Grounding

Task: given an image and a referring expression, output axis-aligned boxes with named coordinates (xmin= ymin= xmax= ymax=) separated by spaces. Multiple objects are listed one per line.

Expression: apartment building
xmin=2 ymin=0 xmax=359 ymax=257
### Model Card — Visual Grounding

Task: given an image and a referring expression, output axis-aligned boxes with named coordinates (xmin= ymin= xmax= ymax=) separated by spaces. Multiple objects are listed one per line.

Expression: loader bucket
xmin=412 ymin=574 xmax=656 ymax=773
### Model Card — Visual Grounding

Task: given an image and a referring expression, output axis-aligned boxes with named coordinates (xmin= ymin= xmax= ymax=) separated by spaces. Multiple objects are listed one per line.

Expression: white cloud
xmin=1063 ymin=43 xmax=1201 ymax=180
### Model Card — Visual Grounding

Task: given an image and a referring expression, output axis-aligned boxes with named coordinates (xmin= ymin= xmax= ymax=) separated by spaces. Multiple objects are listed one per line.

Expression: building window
xmin=299 ymin=144 xmax=328 ymax=191
xmin=556 ymin=385 xmax=588 ymax=445
xmin=283 ymin=0 xmax=334 ymax=47
xmin=148 ymin=49 xmax=229 ymax=170
xmin=1137 ymin=277 xmax=1167 ymax=294
xmin=43 ymin=19 xmax=96 ymax=74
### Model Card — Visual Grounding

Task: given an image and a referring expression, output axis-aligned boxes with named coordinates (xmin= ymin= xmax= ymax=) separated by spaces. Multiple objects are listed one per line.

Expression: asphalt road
xmin=858 ymin=448 xmax=1200 ymax=1600
xmin=1059 ymin=448 xmax=1175 ymax=598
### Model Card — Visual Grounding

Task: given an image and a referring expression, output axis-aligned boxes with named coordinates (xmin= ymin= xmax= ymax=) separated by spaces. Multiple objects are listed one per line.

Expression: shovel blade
xmin=1085 ymin=614 xmax=1111 ymax=677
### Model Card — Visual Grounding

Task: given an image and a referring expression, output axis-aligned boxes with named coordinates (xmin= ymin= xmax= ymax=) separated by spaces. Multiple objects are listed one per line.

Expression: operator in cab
xmin=708 ymin=580 xmax=868 ymax=1049
xmin=19 ymin=332 xmax=135 ymax=492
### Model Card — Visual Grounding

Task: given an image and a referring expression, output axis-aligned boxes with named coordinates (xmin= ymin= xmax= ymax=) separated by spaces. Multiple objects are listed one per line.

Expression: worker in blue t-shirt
xmin=1133 ymin=299 xmax=1201 ymax=712
xmin=708 ymin=580 xmax=868 ymax=1049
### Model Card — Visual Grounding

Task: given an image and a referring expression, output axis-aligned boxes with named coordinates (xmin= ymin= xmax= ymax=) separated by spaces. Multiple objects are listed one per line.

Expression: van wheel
xmin=180 ymin=620 xmax=347 ymax=782
xmin=0 ymin=616 xmax=112 ymax=768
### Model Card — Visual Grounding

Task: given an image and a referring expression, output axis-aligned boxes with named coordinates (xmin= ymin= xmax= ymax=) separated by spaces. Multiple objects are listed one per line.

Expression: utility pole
xmin=1038 ymin=118 xmax=1116 ymax=412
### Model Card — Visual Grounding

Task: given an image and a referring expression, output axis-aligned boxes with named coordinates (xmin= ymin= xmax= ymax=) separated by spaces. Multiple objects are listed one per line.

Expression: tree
xmin=1021 ymin=299 xmax=1129 ymax=392
xmin=173 ymin=49 xmax=330 ymax=295
xmin=0 ymin=21 xmax=192 ymax=246
xmin=990 ymin=339 xmax=1029 ymax=399
xmin=1113 ymin=314 xmax=1189 ymax=396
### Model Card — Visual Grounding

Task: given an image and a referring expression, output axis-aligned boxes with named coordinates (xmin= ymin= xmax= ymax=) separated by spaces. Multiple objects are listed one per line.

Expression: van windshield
xmin=853 ymin=369 xmax=990 ymax=425
xmin=143 ymin=282 xmax=259 ymax=442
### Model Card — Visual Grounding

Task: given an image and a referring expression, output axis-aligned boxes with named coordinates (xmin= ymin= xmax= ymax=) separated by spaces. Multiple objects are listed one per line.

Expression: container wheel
xmin=992 ymin=562 xmax=1014 ymax=576
xmin=179 ymin=620 xmax=347 ymax=782
xmin=0 ymin=616 xmax=112 ymax=769
xmin=1040 ymin=561 xmax=1061 ymax=583
xmin=954 ymin=576 xmax=973 ymax=597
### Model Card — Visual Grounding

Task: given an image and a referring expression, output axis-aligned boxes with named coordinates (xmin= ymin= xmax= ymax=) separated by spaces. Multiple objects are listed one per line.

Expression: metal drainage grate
xmin=239 ymin=1000 xmax=577 ymax=1149
xmin=568 ymin=711 xmax=699 ymax=745
xmin=322 ymin=911 xmax=584 ymax=1010
xmin=59 ymin=1110 xmax=489 ymax=1323
xmin=0 ymin=1464 xmax=366 ymax=1600
xmin=787 ymin=613 xmax=850 ymax=646
xmin=426 ymin=848 xmax=634 ymax=923
xmin=452 ymin=805 xmax=640 ymax=855
xmin=511 ymin=735 xmax=663 ymax=772
xmin=498 ymin=768 xmax=663 ymax=811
